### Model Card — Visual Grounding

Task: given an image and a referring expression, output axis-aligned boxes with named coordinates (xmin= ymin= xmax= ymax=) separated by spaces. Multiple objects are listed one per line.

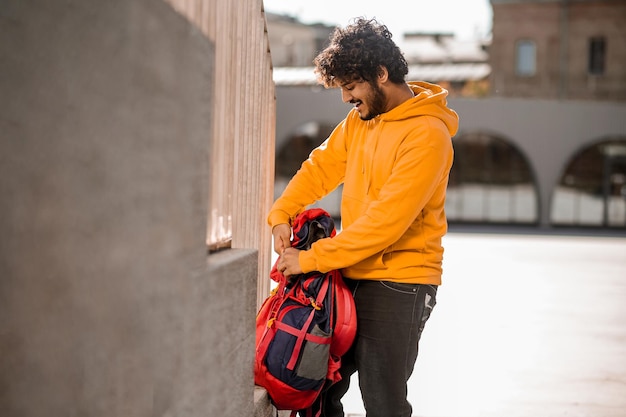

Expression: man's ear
xmin=377 ymin=65 xmax=389 ymax=83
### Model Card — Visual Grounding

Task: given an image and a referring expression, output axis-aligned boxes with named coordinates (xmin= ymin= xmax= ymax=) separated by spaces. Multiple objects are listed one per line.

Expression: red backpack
xmin=255 ymin=209 xmax=356 ymax=416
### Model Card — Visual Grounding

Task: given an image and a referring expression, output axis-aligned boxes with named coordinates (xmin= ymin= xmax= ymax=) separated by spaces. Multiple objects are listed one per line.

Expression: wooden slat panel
xmin=163 ymin=0 xmax=275 ymax=305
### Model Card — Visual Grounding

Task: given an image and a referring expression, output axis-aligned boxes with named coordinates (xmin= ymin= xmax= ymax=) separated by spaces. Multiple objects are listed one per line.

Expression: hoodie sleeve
xmin=267 ymin=120 xmax=348 ymax=228
xmin=299 ymin=115 xmax=454 ymax=274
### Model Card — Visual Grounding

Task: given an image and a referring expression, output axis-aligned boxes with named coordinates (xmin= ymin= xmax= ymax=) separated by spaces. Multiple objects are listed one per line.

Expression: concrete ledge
xmin=254 ymin=386 xmax=276 ymax=417
xmin=205 ymin=248 xmax=258 ymax=416
xmin=254 ymin=386 xmax=292 ymax=417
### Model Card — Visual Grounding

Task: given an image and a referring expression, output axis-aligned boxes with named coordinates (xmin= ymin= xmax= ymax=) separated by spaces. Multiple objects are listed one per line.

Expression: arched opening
xmin=550 ymin=138 xmax=626 ymax=228
xmin=274 ymin=121 xmax=342 ymax=218
xmin=446 ymin=132 xmax=539 ymax=224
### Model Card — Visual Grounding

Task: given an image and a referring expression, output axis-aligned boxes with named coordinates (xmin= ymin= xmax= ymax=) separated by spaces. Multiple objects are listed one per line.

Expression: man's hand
xmin=272 ymin=223 xmax=292 ymax=255
xmin=277 ymin=248 xmax=303 ymax=276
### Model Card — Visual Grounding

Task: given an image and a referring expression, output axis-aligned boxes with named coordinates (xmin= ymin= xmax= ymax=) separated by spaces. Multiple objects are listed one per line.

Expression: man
xmin=269 ymin=17 xmax=459 ymax=417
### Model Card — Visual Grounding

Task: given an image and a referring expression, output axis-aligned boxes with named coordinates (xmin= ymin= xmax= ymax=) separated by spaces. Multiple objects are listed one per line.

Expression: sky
xmin=263 ymin=0 xmax=493 ymax=44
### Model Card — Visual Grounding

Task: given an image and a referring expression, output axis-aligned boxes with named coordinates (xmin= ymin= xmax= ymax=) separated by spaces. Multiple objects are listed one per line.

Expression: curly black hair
xmin=313 ymin=17 xmax=408 ymax=88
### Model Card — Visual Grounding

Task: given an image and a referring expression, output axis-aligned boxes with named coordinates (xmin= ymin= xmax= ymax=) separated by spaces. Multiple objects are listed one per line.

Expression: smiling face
xmin=338 ymin=78 xmax=387 ymax=121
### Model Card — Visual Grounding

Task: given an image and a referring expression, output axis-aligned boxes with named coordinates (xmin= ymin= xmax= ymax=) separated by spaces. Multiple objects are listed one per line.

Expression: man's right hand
xmin=272 ymin=223 xmax=292 ymax=255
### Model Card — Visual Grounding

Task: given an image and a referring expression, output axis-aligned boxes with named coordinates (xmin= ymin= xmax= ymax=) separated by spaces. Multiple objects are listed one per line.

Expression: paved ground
xmin=340 ymin=228 xmax=626 ymax=417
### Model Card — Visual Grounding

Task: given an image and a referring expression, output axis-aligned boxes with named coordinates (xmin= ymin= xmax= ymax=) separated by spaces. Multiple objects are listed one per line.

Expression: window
xmin=588 ymin=37 xmax=606 ymax=75
xmin=516 ymin=39 xmax=536 ymax=76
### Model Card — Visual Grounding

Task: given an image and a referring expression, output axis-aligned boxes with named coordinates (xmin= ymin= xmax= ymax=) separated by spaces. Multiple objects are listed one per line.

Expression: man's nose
xmin=341 ymin=89 xmax=352 ymax=103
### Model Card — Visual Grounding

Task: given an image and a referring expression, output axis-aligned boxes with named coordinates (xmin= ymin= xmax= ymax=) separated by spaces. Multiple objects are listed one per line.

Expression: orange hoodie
xmin=268 ymin=81 xmax=459 ymax=284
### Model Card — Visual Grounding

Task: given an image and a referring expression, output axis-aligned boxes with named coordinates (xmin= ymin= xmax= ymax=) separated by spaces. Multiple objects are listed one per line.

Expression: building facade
xmin=489 ymin=0 xmax=626 ymax=101
xmin=264 ymin=13 xmax=334 ymax=67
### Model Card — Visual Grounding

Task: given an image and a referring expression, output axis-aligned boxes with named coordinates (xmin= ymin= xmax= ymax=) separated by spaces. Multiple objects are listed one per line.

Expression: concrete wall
xmin=275 ymin=86 xmax=626 ymax=227
xmin=0 ymin=1 xmax=259 ymax=416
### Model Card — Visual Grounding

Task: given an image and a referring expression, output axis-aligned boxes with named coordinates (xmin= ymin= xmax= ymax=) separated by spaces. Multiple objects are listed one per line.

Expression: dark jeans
xmin=322 ymin=278 xmax=437 ymax=417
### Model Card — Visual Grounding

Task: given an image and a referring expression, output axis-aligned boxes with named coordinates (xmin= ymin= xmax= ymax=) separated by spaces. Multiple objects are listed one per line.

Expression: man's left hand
xmin=277 ymin=247 xmax=303 ymax=276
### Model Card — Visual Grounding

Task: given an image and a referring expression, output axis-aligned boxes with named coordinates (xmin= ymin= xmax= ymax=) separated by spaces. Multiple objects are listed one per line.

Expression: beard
xmin=359 ymin=82 xmax=387 ymax=121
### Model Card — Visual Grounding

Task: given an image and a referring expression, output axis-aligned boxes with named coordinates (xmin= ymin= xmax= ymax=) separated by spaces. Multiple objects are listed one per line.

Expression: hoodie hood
xmin=380 ymin=80 xmax=459 ymax=137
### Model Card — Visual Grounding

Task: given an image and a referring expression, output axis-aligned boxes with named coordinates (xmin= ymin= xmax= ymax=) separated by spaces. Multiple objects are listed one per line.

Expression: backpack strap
xmin=256 ymin=279 xmax=289 ymax=358
xmin=281 ymin=277 xmax=331 ymax=371
xmin=296 ymin=392 xmax=324 ymax=417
